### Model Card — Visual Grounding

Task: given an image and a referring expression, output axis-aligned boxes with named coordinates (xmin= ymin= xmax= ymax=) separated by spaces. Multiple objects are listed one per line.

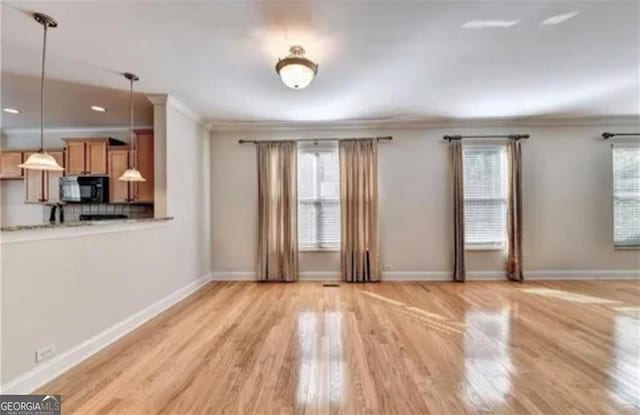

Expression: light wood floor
xmin=38 ymin=281 xmax=640 ymax=414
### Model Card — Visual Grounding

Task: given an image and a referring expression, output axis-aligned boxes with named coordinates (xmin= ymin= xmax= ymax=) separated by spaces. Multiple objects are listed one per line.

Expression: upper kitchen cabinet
xmin=64 ymin=138 xmax=125 ymax=175
xmin=106 ymin=130 xmax=155 ymax=203
xmin=0 ymin=151 xmax=24 ymax=179
xmin=134 ymin=130 xmax=154 ymax=203
xmin=24 ymin=150 xmax=65 ymax=203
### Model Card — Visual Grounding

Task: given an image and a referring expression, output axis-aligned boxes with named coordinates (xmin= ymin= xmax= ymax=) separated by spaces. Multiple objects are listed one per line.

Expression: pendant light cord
xmin=129 ymin=76 xmax=135 ymax=169
xmin=40 ymin=23 xmax=48 ymax=152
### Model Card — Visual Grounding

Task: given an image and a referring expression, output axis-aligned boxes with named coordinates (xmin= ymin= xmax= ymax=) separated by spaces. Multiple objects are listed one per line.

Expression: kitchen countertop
xmin=1 ymin=217 xmax=174 ymax=232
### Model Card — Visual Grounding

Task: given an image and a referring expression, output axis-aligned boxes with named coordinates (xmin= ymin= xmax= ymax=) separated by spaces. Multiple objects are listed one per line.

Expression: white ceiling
xmin=1 ymin=72 xmax=153 ymax=129
xmin=2 ymin=0 xmax=638 ymax=128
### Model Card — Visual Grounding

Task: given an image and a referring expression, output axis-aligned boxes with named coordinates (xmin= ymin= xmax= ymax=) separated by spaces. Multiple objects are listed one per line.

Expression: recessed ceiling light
xmin=91 ymin=105 xmax=107 ymax=112
xmin=540 ymin=11 xmax=580 ymax=26
xmin=462 ymin=20 xmax=520 ymax=29
xmin=3 ymin=107 xmax=21 ymax=114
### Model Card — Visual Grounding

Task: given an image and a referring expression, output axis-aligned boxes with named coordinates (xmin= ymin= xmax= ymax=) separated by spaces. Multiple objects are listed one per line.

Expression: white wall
xmin=210 ymin=121 xmax=640 ymax=279
xmin=0 ymin=98 xmax=211 ymax=387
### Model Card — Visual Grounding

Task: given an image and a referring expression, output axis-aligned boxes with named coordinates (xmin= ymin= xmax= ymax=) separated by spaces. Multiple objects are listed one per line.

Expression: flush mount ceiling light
xmin=275 ymin=45 xmax=318 ymax=90
xmin=462 ymin=20 xmax=520 ymax=29
xmin=91 ymin=105 xmax=107 ymax=112
xmin=19 ymin=13 xmax=64 ymax=172
xmin=540 ymin=11 xmax=580 ymax=26
xmin=119 ymin=72 xmax=146 ymax=182
xmin=3 ymin=107 xmax=21 ymax=114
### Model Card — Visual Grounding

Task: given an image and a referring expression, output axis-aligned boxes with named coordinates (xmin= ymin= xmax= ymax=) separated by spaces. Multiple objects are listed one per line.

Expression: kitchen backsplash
xmin=44 ymin=203 xmax=154 ymax=223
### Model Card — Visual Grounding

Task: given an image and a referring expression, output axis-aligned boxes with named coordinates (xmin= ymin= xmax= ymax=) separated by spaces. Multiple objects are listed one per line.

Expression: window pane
xmin=463 ymin=148 xmax=505 ymax=199
xmin=298 ymin=201 xmax=317 ymax=248
xmin=318 ymin=151 xmax=339 ymax=199
xmin=464 ymin=200 xmax=507 ymax=245
xmin=298 ymin=152 xmax=315 ymax=200
xmin=463 ymin=145 xmax=507 ymax=246
xmin=613 ymin=146 xmax=640 ymax=246
xmin=319 ymin=200 xmax=340 ymax=247
xmin=297 ymin=145 xmax=341 ymax=249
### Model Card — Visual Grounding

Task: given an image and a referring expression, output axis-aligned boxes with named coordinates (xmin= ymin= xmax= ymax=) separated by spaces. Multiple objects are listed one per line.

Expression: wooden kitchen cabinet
xmin=106 ymin=130 xmax=154 ymax=204
xmin=108 ymin=148 xmax=131 ymax=203
xmin=65 ymin=141 xmax=86 ymax=175
xmin=64 ymin=138 xmax=115 ymax=175
xmin=133 ymin=131 xmax=154 ymax=203
xmin=86 ymin=140 xmax=108 ymax=174
xmin=24 ymin=150 xmax=64 ymax=203
xmin=0 ymin=151 xmax=24 ymax=179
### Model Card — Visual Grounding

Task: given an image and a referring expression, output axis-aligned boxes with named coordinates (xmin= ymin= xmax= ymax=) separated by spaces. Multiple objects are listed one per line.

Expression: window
xmin=298 ymin=143 xmax=340 ymax=250
xmin=463 ymin=144 xmax=508 ymax=249
xmin=612 ymin=145 xmax=640 ymax=247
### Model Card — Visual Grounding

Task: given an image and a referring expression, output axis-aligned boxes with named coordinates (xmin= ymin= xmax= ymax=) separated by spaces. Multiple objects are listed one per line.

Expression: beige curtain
xmin=451 ymin=141 xmax=466 ymax=282
xmin=339 ymin=139 xmax=380 ymax=282
xmin=256 ymin=141 xmax=298 ymax=282
xmin=507 ymin=140 xmax=524 ymax=282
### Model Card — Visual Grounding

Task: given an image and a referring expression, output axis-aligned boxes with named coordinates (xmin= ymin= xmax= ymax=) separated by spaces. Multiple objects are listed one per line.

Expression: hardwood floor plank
xmin=36 ymin=281 xmax=640 ymax=414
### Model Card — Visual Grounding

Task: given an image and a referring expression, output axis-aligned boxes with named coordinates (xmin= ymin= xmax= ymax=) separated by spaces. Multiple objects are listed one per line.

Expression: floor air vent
xmin=322 ymin=282 xmax=340 ymax=287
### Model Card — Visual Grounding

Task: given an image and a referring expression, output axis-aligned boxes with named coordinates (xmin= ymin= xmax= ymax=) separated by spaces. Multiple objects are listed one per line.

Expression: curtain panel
xmin=339 ymin=139 xmax=380 ymax=282
xmin=507 ymin=140 xmax=524 ymax=282
xmin=256 ymin=141 xmax=298 ymax=282
xmin=451 ymin=141 xmax=466 ymax=282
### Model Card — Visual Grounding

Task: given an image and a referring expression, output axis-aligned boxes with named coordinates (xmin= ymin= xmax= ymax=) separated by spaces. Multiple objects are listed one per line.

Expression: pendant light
xmin=19 ymin=13 xmax=64 ymax=172
xmin=275 ymin=46 xmax=318 ymax=90
xmin=118 ymin=72 xmax=146 ymax=182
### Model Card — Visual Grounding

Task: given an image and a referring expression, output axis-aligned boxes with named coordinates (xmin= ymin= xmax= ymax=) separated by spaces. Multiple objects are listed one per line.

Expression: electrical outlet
xmin=35 ymin=344 xmax=56 ymax=363
xmin=383 ymin=264 xmax=392 ymax=271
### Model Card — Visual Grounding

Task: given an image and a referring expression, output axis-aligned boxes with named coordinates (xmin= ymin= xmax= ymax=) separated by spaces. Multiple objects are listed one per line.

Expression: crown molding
xmin=1 ymin=125 xmax=153 ymax=136
xmin=208 ymin=115 xmax=640 ymax=133
xmin=147 ymin=94 xmax=208 ymax=129
xmin=146 ymin=93 xmax=168 ymax=106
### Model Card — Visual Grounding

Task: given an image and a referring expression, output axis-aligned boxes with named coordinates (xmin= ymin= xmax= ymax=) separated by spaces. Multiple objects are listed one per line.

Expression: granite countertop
xmin=1 ymin=217 xmax=174 ymax=232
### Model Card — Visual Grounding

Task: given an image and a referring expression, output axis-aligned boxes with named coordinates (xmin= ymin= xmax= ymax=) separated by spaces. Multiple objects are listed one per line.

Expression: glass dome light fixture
xmin=275 ymin=45 xmax=318 ymax=90
xmin=19 ymin=13 xmax=64 ymax=172
xmin=119 ymin=72 xmax=146 ymax=182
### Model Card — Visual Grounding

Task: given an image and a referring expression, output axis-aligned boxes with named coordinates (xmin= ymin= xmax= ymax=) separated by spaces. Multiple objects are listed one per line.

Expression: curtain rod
xmin=602 ymin=132 xmax=640 ymax=140
xmin=442 ymin=134 xmax=530 ymax=142
xmin=238 ymin=136 xmax=392 ymax=144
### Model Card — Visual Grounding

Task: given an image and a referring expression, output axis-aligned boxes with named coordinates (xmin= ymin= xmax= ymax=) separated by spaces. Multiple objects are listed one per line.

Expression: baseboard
xmin=299 ymin=271 xmax=341 ymax=281
xmin=0 ymin=273 xmax=212 ymax=395
xmin=209 ymin=271 xmax=341 ymax=281
xmin=382 ymin=271 xmax=450 ymax=281
xmin=525 ymin=270 xmax=640 ymax=280
xmin=210 ymin=271 xmax=255 ymax=281
xmin=210 ymin=269 xmax=640 ymax=282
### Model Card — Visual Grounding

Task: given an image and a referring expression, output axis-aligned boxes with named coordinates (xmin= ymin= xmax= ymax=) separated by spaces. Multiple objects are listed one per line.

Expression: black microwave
xmin=59 ymin=176 xmax=109 ymax=203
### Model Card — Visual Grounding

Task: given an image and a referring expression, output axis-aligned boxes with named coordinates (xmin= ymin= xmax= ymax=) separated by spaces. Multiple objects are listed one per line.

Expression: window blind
xmin=298 ymin=144 xmax=341 ymax=249
xmin=613 ymin=145 xmax=640 ymax=247
xmin=463 ymin=145 xmax=508 ymax=247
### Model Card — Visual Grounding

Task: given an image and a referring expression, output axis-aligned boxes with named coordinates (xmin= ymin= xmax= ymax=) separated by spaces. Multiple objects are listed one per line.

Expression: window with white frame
xmin=463 ymin=144 xmax=508 ymax=249
xmin=297 ymin=143 xmax=340 ymax=250
xmin=612 ymin=145 xmax=640 ymax=247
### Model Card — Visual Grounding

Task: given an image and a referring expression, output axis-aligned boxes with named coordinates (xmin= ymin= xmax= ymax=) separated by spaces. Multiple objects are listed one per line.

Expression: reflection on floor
xmin=37 ymin=280 xmax=640 ymax=414
xmin=295 ymin=311 xmax=344 ymax=407
xmin=520 ymin=287 xmax=620 ymax=304
xmin=610 ymin=313 xmax=640 ymax=408
xmin=463 ymin=308 xmax=512 ymax=411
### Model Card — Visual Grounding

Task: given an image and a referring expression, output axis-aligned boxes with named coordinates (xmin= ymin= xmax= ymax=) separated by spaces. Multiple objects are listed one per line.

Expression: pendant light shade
xmin=19 ymin=151 xmax=64 ymax=171
xmin=119 ymin=168 xmax=146 ymax=182
xmin=21 ymin=13 xmax=64 ymax=172
xmin=119 ymin=72 xmax=146 ymax=182
xmin=275 ymin=46 xmax=318 ymax=90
